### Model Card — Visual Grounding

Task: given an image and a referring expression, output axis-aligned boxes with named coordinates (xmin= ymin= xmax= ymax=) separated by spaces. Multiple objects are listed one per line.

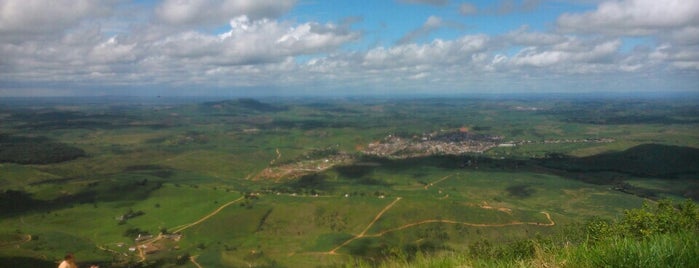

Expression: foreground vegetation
xmin=0 ymin=96 xmax=697 ymax=267
xmin=352 ymin=199 xmax=699 ymax=267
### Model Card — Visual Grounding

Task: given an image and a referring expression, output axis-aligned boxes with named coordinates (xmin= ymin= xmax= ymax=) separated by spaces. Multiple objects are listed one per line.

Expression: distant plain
xmin=1 ymin=96 xmax=697 ymax=267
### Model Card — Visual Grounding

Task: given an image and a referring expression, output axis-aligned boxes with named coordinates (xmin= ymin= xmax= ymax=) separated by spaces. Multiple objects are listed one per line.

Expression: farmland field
xmin=0 ymin=96 xmax=697 ymax=267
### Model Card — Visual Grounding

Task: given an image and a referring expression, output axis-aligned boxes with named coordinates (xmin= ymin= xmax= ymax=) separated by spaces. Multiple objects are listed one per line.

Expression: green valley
xmin=0 ymin=96 xmax=697 ymax=267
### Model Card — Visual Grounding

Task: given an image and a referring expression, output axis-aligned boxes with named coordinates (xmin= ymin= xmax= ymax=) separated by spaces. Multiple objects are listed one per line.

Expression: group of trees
xmin=0 ymin=135 xmax=85 ymax=164
xmin=586 ymin=199 xmax=697 ymax=241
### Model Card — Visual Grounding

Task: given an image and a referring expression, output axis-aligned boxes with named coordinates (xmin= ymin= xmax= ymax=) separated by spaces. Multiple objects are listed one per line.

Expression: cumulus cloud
xmin=649 ymin=43 xmax=699 ymax=70
xmin=502 ymin=26 xmax=568 ymax=46
xmin=301 ymin=34 xmax=647 ymax=93
xmin=511 ymin=39 xmax=621 ymax=69
xmin=0 ymin=13 xmax=359 ymax=87
xmin=0 ymin=26 xmax=143 ymax=85
xmin=557 ymin=0 xmax=699 ymax=36
xmin=0 ymin=0 xmax=109 ymax=38
xmin=155 ymin=0 xmax=296 ymax=26
xmin=367 ymin=35 xmax=490 ymax=68
xmin=211 ymin=16 xmax=359 ymax=64
xmin=89 ymin=36 xmax=138 ymax=64
xmin=1 ymin=0 xmax=696 ymax=95
xmin=553 ymin=0 xmax=699 ymax=72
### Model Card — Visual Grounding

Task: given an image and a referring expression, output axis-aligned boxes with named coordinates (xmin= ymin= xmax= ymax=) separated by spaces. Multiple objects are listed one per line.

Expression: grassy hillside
xmin=349 ymin=200 xmax=699 ymax=268
xmin=543 ymin=143 xmax=699 ymax=178
xmin=0 ymin=97 xmax=697 ymax=267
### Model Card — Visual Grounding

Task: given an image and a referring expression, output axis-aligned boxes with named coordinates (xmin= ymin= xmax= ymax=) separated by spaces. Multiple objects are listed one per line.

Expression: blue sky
xmin=285 ymin=1 xmax=592 ymax=52
xmin=0 ymin=0 xmax=697 ymax=96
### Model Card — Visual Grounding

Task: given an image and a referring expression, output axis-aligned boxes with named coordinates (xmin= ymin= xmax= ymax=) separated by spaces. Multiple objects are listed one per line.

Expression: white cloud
xmin=554 ymin=0 xmax=699 ymax=73
xmin=557 ymin=0 xmax=699 ymax=35
xmin=0 ymin=14 xmax=359 ymax=88
xmin=155 ymin=0 xmax=296 ymax=26
xmin=510 ymin=39 xmax=622 ymax=70
xmin=289 ymin=35 xmax=497 ymax=93
xmin=0 ymin=0 xmax=696 ymax=95
xmin=365 ymin=35 xmax=489 ymax=68
xmin=89 ymin=36 xmax=138 ymax=64
xmin=208 ymin=16 xmax=359 ymax=64
xmin=0 ymin=0 xmax=109 ymax=38
xmin=502 ymin=26 xmax=568 ymax=46
xmin=649 ymin=43 xmax=699 ymax=70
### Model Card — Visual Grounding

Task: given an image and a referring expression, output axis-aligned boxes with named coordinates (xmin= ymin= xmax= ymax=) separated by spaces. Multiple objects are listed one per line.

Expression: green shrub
xmin=619 ymin=199 xmax=698 ymax=239
xmin=354 ymin=199 xmax=699 ymax=268
xmin=567 ymin=199 xmax=699 ymax=267
xmin=584 ymin=216 xmax=615 ymax=244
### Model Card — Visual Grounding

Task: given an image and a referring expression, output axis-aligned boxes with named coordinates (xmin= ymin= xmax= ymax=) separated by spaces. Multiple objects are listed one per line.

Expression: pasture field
xmin=0 ymin=96 xmax=697 ymax=267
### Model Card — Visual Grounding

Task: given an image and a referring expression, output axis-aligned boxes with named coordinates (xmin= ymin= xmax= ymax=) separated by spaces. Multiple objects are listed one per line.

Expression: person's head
xmin=64 ymin=253 xmax=74 ymax=261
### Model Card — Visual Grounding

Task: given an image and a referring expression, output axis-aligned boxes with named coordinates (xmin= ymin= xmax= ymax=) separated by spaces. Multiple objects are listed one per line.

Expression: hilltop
xmin=200 ymin=98 xmax=288 ymax=114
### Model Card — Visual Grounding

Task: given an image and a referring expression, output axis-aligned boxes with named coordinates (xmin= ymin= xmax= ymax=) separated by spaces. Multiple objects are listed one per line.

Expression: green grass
xmin=564 ymin=232 xmax=699 ymax=268
xmin=347 ymin=199 xmax=699 ymax=268
xmin=1 ymin=97 xmax=697 ymax=267
xmin=345 ymin=232 xmax=699 ymax=268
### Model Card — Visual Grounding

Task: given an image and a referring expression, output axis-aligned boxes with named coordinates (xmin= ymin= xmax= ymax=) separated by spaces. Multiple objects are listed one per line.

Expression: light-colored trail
xmin=171 ymin=196 xmax=245 ymax=233
xmin=136 ymin=196 xmax=245 ymax=262
xmin=323 ymin=211 xmax=554 ymax=255
xmin=269 ymin=148 xmax=282 ymax=165
xmin=365 ymin=212 xmax=555 ymax=238
xmin=0 ymin=234 xmax=31 ymax=247
xmin=424 ymin=174 xmax=453 ymax=190
xmin=96 ymin=244 xmax=128 ymax=257
xmin=328 ymin=197 xmax=402 ymax=254
xmin=359 ymin=197 xmax=402 ymax=236
xmin=190 ymin=255 xmax=203 ymax=268
xmin=138 ymin=244 xmax=146 ymax=262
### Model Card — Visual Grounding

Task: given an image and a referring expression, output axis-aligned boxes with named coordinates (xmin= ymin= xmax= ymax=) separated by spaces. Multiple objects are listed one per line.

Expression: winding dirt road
xmin=323 ymin=196 xmax=555 ymax=254
xmin=136 ymin=195 xmax=246 ymax=262
xmin=269 ymin=148 xmax=282 ymax=165
xmin=0 ymin=234 xmax=31 ymax=248
xmin=328 ymin=197 xmax=402 ymax=254
xmin=424 ymin=174 xmax=454 ymax=190
xmin=171 ymin=196 xmax=245 ymax=233
xmin=365 ymin=211 xmax=554 ymax=238
xmin=190 ymin=255 xmax=203 ymax=268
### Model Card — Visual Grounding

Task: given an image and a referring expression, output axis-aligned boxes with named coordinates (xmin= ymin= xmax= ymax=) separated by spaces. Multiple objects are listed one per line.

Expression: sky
xmin=0 ymin=0 xmax=698 ymax=97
